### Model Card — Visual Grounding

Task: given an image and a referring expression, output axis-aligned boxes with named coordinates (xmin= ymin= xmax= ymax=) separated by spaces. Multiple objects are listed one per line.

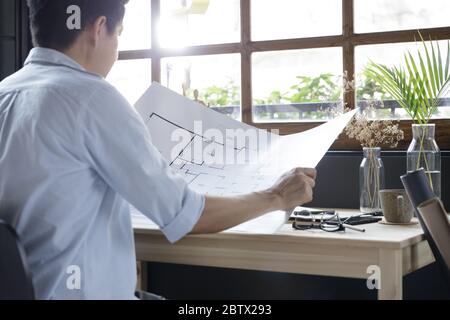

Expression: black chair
xmin=402 ymin=169 xmax=450 ymax=290
xmin=0 ymin=220 xmax=35 ymax=300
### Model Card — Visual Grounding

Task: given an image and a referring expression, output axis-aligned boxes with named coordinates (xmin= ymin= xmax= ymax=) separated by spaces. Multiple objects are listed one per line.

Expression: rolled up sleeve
xmin=160 ymin=189 xmax=205 ymax=243
xmin=80 ymin=84 xmax=205 ymax=243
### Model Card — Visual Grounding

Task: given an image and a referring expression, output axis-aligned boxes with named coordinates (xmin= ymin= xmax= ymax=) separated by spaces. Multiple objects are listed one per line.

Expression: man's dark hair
xmin=27 ymin=0 xmax=129 ymax=50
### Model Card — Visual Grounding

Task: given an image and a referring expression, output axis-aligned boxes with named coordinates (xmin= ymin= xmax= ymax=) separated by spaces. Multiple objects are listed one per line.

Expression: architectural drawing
xmin=146 ymin=113 xmax=274 ymax=196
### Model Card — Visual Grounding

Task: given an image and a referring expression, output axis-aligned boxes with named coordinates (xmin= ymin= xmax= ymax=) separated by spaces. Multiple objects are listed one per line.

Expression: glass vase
xmin=360 ymin=147 xmax=385 ymax=213
xmin=407 ymin=124 xmax=441 ymax=198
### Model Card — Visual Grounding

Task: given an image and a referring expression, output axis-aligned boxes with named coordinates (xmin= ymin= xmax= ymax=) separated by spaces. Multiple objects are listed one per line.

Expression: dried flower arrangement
xmin=345 ymin=104 xmax=405 ymax=148
xmin=345 ymin=104 xmax=405 ymax=213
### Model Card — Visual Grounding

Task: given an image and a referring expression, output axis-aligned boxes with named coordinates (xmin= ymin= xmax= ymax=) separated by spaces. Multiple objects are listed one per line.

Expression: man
xmin=0 ymin=0 xmax=316 ymax=299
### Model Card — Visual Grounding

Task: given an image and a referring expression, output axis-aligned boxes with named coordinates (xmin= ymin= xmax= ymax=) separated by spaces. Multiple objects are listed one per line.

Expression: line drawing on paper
xmin=146 ymin=113 xmax=272 ymax=196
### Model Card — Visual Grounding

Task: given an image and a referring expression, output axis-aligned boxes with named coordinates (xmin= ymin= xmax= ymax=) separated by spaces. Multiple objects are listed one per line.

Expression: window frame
xmin=118 ymin=0 xmax=450 ymax=150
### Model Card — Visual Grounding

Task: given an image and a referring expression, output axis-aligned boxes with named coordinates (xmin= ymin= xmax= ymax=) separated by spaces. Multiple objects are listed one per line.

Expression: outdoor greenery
xmin=185 ymin=65 xmax=396 ymax=120
xmin=185 ymin=80 xmax=240 ymax=108
xmin=252 ymin=73 xmax=342 ymax=106
xmin=357 ymin=70 xmax=392 ymax=101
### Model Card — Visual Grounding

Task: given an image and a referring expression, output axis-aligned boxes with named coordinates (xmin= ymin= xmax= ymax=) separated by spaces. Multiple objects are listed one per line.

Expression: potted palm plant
xmin=365 ymin=35 xmax=450 ymax=197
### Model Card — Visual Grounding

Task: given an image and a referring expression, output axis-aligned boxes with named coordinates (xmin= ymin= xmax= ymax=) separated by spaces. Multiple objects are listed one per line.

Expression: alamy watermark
xmin=170 ymin=121 xmax=280 ymax=171
xmin=66 ymin=265 xmax=81 ymax=290
xmin=366 ymin=265 xmax=381 ymax=290
xmin=66 ymin=5 xmax=81 ymax=30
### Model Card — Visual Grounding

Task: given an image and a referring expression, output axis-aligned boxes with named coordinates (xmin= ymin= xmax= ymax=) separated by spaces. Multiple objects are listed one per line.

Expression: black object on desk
xmin=341 ymin=215 xmax=382 ymax=226
xmin=292 ymin=210 xmax=382 ymax=225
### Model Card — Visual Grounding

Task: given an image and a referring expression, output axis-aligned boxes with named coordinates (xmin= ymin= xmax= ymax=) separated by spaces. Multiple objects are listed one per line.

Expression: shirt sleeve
xmin=79 ymin=83 xmax=205 ymax=243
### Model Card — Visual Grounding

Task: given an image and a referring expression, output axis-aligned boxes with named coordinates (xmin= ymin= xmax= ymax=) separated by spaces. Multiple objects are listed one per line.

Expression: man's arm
xmin=191 ymin=167 xmax=316 ymax=234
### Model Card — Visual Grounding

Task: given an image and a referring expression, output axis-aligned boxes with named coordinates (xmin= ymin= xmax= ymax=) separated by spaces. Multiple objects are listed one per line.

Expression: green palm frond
xmin=365 ymin=34 xmax=450 ymax=124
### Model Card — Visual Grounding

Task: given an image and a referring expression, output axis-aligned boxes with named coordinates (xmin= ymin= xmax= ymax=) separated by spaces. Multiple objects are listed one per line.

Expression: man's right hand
xmin=267 ymin=167 xmax=317 ymax=211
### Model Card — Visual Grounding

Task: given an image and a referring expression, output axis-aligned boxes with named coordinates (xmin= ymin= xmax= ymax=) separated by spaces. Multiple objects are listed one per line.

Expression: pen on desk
xmin=343 ymin=224 xmax=365 ymax=232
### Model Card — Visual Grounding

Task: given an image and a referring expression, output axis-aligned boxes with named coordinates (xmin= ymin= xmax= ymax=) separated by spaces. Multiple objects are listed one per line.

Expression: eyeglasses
xmin=292 ymin=210 xmax=365 ymax=233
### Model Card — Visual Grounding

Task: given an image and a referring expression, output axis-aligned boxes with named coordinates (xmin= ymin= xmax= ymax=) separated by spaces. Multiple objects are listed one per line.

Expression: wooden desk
xmin=133 ymin=210 xmax=435 ymax=300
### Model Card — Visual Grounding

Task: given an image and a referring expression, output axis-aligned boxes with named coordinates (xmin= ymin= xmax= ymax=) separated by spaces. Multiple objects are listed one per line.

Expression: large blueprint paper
xmin=132 ymin=83 xmax=357 ymax=234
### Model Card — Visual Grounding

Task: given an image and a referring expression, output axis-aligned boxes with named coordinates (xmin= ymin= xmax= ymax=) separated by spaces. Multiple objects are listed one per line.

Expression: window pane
xmin=161 ymin=54 xmax=241 ymax=120
xmin=159 ymin=0 xmax=240 ymax=48
xmin=356 ymin=42 xmax=450 ymax=119
xmin=119 ymin=0 xmax=151 ymax=51
xmin=253 ymin=48 xmax=343 ymax=123
xmin=355 ymin=0 xmax=450 ymax=33
xmin=107 ymin=59 xmax=152 ymax=105
xmin=252 ymin=0 xmax=342 ymax=41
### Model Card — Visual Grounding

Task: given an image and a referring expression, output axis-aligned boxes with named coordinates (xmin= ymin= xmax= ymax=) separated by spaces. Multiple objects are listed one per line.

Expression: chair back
xmin=0 ymin=220 xmax=35 ymax=300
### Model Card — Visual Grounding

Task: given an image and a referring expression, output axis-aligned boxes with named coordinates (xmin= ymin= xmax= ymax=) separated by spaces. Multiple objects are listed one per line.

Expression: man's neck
xmin=62 ymin=48 xmax=87 ymax=69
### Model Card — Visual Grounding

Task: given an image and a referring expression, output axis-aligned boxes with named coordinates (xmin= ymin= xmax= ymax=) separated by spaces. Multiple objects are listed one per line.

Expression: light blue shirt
xmin=0 ymin=48 xmax=205 ymax=300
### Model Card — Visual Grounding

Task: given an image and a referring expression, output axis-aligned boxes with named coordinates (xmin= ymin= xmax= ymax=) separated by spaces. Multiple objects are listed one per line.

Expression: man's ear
xmin=89 ymin=16 xmax=108 ymax=47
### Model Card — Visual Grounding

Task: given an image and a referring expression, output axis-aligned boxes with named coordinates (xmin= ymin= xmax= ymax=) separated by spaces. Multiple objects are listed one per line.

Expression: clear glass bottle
xmin=407 ymin=124 xmax=441 ymax=198
xmin=360 ymin=147 xmax=385 ymax=213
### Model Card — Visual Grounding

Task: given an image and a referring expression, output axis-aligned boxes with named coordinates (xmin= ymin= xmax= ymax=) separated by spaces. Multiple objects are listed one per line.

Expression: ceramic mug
xmin=379 ymin=189 xmax=414 ymax=224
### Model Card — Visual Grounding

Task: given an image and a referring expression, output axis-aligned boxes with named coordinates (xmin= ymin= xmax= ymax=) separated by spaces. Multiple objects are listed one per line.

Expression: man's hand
xmin=267 ymin=167 xmax=317 ymax=211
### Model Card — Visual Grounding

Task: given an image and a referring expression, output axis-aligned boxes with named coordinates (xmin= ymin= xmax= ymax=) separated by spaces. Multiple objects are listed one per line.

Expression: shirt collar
xmin=24 ymin=47 xmax=98 ymax=76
